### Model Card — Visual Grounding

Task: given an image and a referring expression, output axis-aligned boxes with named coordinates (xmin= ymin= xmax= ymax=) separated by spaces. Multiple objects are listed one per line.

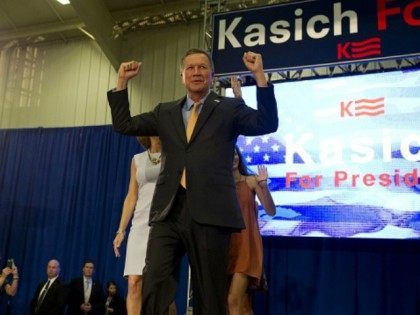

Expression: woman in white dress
xmin=113 ymin=136 xmax=175 ymax=315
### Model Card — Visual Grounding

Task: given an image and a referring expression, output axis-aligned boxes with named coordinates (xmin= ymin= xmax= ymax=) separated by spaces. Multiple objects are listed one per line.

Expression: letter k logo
xmin=340 ymin=101 xmax=353 ymax=117
xmin=337 ymin=42 xmax=351 ymax=59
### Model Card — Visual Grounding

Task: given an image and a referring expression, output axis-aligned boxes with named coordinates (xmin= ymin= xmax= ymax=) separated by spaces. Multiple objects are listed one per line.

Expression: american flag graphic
xmin=237 ymin=135 xmax=285 ymax=192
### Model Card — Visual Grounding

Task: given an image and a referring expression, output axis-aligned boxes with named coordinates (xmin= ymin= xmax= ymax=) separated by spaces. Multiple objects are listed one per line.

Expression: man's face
xmin=47 ymin=260 xmax=60 ymax=278
xmin=82 ymin=262 xmax=94 ymax=278
xmin=181 ymin=53 xmax=213 ymax=95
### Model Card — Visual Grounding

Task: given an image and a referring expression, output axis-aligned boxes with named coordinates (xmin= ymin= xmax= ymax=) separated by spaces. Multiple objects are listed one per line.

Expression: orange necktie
xmin=180 ymin=102 xmax=201 ymax=188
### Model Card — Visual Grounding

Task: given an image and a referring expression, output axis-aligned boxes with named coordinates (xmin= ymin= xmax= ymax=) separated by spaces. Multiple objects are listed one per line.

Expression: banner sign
xmin=211 ymin=0 xmax=420 ymax=76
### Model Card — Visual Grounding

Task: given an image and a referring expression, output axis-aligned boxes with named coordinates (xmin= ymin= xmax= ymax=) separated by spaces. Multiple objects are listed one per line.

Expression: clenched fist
xmin=116 ymin=61 xmax=142 ymax=91
xmin=242 ymin=52 xmax=267 ymax=87
xmin=242 ymin=52 xmax=263 ymax=73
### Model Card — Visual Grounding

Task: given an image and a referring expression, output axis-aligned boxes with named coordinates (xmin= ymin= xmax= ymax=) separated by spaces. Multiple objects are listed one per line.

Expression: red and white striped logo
xmin=337 ymin=37 xmax=382 ymax=60
xmin=340 ymin=97 xmax=385 ymax=117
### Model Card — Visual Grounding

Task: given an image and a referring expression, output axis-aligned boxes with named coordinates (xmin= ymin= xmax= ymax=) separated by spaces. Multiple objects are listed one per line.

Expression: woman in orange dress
xmin=227 ymin=146 xmax=276 ymax=315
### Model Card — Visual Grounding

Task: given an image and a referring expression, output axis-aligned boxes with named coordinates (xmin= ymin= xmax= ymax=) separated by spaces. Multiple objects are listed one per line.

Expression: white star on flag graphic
xmin=245 ymin=137 xmax=253 ymax=145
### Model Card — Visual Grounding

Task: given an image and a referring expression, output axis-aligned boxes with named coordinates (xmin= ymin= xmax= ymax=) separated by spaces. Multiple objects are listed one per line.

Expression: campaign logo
xmin=340 ymin=97 xmax=385 ymax=117
xmin=337 ymin=37 xmax=382 ymax=60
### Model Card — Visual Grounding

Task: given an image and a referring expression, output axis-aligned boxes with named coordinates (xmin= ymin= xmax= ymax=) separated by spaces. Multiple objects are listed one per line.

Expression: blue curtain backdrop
xmin=0 ymin=126 xmax=188 ymax=314
xmin=0 ymin=126 xmax=419 ymax=314
xmin=253 ymin=237 xmax=419 ymax=315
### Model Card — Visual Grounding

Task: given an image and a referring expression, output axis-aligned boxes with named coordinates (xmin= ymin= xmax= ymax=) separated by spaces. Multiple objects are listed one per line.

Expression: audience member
xmin=0 ymin=261 xmax=19 ymax=298
xmin=67 ymin=260 xmax=104 ymax=315
xmin=105 ymin=281 xmax=126 ymax=315
xmin=0 ymin=259 xmax=19 ymax=314
xmin=29 ymin=259 xmax=66 ymax=315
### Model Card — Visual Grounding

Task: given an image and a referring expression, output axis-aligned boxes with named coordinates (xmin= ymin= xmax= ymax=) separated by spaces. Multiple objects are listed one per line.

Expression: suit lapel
xmin=39 ymin=279 xmax=57 ymax=304
xmin=189 ymin=91 xmax=221 ymax=144
xmin=169 ymin=96 xmax=188 ymax=144
xmin=79 ymin=278 xmax=85 ymax=295
xmin=43 ymin=280 xmax=55 ymax=300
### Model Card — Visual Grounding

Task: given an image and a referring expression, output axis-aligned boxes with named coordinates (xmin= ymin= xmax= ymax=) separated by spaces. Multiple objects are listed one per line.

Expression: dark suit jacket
xmin=107 ymin=87 xmax=278 ymax=229
xmin=29 ymin=277 xmax=66 ymax=315
xmin=66 ymin=277 xmax=104 ymax=315
xmin=105 ymin=294 xmax=126 ymax=315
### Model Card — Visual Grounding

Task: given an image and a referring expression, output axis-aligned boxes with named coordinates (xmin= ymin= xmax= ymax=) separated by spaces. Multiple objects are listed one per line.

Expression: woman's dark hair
xmin=106 ymin=280 xmax=117 ymax=289
xmin=235 ymin=145 xmax=253 ymax=176
xmin=137 ymin=136 xmax=151 ymax=149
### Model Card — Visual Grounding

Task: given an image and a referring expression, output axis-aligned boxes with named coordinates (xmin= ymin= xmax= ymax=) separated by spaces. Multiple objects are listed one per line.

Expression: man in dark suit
xmin=29 ymin=259 xmax=66 ymax=315
xmin=67 ymin=260 xmax=104 ymax=315
xmin=107 ymin=48 xmax=278 ymax=314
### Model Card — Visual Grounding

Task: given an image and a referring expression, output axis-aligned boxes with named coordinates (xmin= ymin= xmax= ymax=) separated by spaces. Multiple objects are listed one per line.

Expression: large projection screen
xmin=226 ymin=69 xmax=420 ymax=239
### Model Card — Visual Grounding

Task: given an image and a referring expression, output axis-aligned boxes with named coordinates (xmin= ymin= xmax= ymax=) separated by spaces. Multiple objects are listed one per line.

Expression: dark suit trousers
xmin=141 ymin=187 xmax=232 ymax=315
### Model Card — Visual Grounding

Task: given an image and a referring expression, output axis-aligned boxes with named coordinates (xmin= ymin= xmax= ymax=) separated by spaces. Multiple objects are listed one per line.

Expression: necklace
xmin=147 ymin=149 xmax=161 ymax=165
